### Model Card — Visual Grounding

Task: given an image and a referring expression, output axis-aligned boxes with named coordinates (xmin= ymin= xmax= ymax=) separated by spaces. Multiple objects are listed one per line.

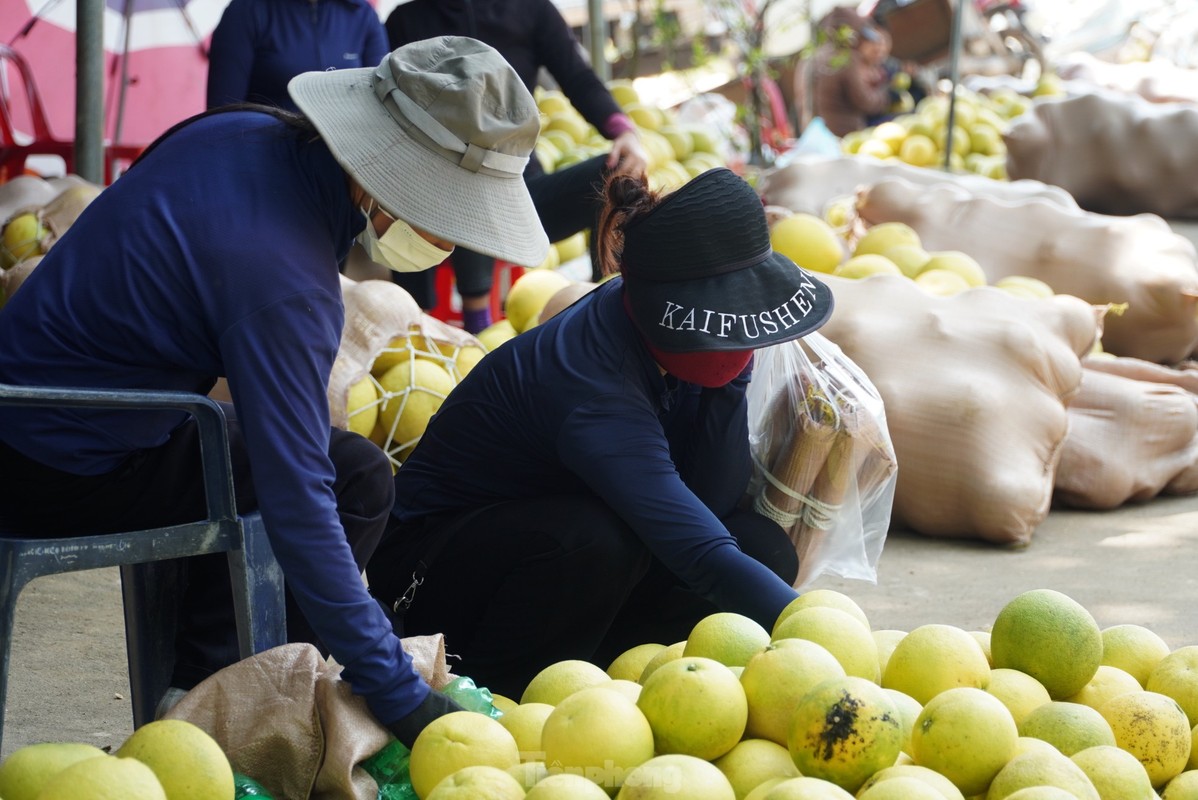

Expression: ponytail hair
xmin=595 ymin=172 xmax=662 ymax=279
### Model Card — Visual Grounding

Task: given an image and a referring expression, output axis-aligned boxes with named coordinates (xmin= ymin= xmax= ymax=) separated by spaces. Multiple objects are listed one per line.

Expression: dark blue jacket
xmin=207 ymin=0 xmax=389 ymax=111
xmin=0 ymin=111 xmax=428 ymax=726
xmin=392 ymin=279 xmax=798 ymax=629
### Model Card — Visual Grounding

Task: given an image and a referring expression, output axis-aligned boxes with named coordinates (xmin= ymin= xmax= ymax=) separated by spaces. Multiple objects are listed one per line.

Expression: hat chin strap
xmin=622 ymin=289 xmax=753 ymax=387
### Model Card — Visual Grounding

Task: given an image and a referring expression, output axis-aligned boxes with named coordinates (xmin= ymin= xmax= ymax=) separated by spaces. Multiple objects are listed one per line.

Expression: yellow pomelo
xmin=769 ymin=214 xmax=845 ymax=275
xmin=1017 ymin=701 xmax=1116 ymax=756
xmin=409 ymin=711 xmax=521 ymax=799
xmin=823 ymin=197 xmax=854 ymax=229
xmin=741 ymin=637 xmax=846 ymax=745
xmin=882 ymin=624 xmax=991 ymax=705
xmin=994 ymin=275 xmax=1055 ymax=300
xmin=0 ymin=742 xmax=107 ymax=800
xmin=604 ymin=678 xmax=643 ymax=703
xmin=1066 ymin=665 xmax=1142 ymax=711
xmin=637 ymin=656 xmax=748 ymax=761
xmin=1002 ymin=788 xmax=1081 ymax=800
xmin=984 ymin=748 xmax=1100 ymax=800
xmin=918 ymin=251 xmax=987 ymax=288
xmin=788 ymin=676 xmax=903 ymax=793
xmin=1016 ymin=736 xmax=1061 ymax=758
xmin=883 ymin=688 xmax=924 ymax=757
xmin=534 ymin=138 xmax=562 ymax=173
xmin=1099 ymin=690 xmax=1192 ymax=787
xmin=1163 ymin=771 xmax=1198 ymax=800
xmin=854 ymin=222 xmax=921 ymax=257
xmin=857 ymin=764 xmax=965 ymax=799
xmin=624 ymin=104 xmax=664 ymax=132
xmin=898 ymin=134 xmax=939 ymax=167
xmin=833 ymin=254 xmax=902 ymax=280
xmin=553 ymin=232 xmax=587 ymax=263
xmin=757 ymin=776 xmax=854 ymax=799
xmin=615 ymin=754 xmax=736 ymax=800
xmin=425 ymin=764 xmax=525 ymax=799
xmin=451 ymin=346 xmax=485 ymax=381
xmin=505 ymin=269 xmax=572 ymax=333
xmin=115 ymin=719 xmax=234 ymax=800
xmin=685 ymin=612 xmax=771 ymax=668
xmin=607 ymin=643 xmax=667 ymax=682
xmin=873 ymin=630 xmax=907 ymax=677
xmin=544 ymin=111 xmax=590 ymax=144
xmin=536 ymin=90 xmax=571 ymax=115
xmin=858 ymin=776 xmax=945 ymax=799
xmin=506 ymin=760 xmax=549 ymax=791
xmin=659 ymin=125 xmax=694 ymax=160
xmin=970 ymin=631 xmax=993 ymax=666
xmin=1101 ymin=625 xmax=1172 ymax=687
xmin=607 ymin=79 xmax=640 ymax=109
xmin=856 ymin=138 xmax=893 ymax=159
xmin=772 ymin=606 xmax=879 ymax=681
xmin=915 ymin=268 xmax=972 ymax=296
xmin=881 ymin=245 xmax=931 ymax=279
xmin=35 ymin=755 xmax=166 ymax=800
xmin=370 ymin=332 xmax=445 ymax=376
xmin=990 ymin=589 xmax=1103 ymax=700
xmin=773 ymin=590 xmax=870 ymax=632
xmin=1 ymin=213 xmax=47 ymax=268
xmin=346 ymin=374 xmax=379 ymax=437
xmin=497 ymin=702 xmax=553 ymax=761
xmin=1192 ymin=723 xmax=1198 ymax=770
xmin=987 ymin=668 xmax=1053 ymax=727
xmin=476 ymin=319 xmax=517 ymax=352
xmin=743 ymin=776 xmax=787 ymax=800
xmin=911 ymin=687 xmax=1019 ymax=797
xmin=713 ymin=738 xmax=799 ymax=800
xmin=377 ymin=359 xmax=455 ymax=446
xmin=490 ymin=693 xmax=519 ymax=715
xmin=521 ymin=659 xmax=611 ymax=705
xmin=638 ymin=641 xmax=686 ymax=684
xmin=540 ymin=686 xmax=654 ymax=790
xmin=524 ymin=772 xmax=610 ymax=799
xmin=1147 ymin=646 xmax=1198 ymax=727
xmin=1070 ymin=744 xmax=1156 ymax=800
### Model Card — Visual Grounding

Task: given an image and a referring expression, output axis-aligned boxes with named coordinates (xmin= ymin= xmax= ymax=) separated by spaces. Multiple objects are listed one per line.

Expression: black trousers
xmin=0 ymin=405 xmax=394 ymax=688
xmin=365 ymin=493 xmax=798 ymax=699
xmin=393 ymin=154 xmax=610 ymax=307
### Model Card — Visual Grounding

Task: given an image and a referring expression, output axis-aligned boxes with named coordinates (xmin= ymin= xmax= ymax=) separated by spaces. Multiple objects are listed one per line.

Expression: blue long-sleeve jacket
xmin=392 ymin=279 xmax=798 ymax=629
xmin=0 ymin=111 xmax=428 ymax=726
xmin=207 ymin=0 xmax=389 ymax=111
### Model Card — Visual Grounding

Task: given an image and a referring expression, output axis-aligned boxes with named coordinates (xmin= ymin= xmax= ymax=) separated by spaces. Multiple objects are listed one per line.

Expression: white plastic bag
xmin=746 ymin=332 xmax=897 ymax=589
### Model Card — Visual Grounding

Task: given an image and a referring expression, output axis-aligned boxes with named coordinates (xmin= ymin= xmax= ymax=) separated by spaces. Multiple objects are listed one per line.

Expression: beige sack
xmin=1056 ymin=52 xmax=1198 ymax=106
xmin=0 ymin=175 xmax=59 ymax=224
xmin=1005 ymin=91 xmax=1198 ymax=219
xmin=854 ymin=176 xmax=1198 ymax=364
xmin=1055 ymin=358 xmax=1198 ymax=509
xmin=818 ymin=275 xmax=1099 ymax=545
xmin=758 ymin=155 xmax=1076 ymax=218
xmin=166 ymin=637 xmax=453 ymax=800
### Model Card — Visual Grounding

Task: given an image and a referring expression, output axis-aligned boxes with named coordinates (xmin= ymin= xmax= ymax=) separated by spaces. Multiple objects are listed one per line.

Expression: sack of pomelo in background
xmin=1005 ymin=90 xmax=1198 ymax=219
xmin=330 ymin=276 xmax=486 ymax=469
xmin=1 ymin=174 xmax=104 ymax=272
xmin=816 ymin=274 xmax=1101 ymax=544
xmin=854 ymin=176 xmax=1198 ymax=364
xmin=166 ymin=638 xmax=453 ymax=800
xmin=1054 ymin=356 xmax=1198 ymax=510
xmin=745 ymin=332 xmax=896 ymax=589
xmin=1056 ymin=51 xmax=1198 ymax=105
xmin=757 ymin=154 xmax=1076 ymax=220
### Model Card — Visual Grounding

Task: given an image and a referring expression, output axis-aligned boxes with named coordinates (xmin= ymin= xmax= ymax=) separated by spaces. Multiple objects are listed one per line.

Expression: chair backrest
xmin=0 ymin=44 xmax=59 ymax=147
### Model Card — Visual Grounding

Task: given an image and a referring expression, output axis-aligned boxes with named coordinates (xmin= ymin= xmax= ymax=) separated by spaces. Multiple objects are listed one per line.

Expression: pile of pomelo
xmin=0 ymin=719 xmax=234 ymax=800
xmin=408 ymin=588 xmax=1198 ymax=799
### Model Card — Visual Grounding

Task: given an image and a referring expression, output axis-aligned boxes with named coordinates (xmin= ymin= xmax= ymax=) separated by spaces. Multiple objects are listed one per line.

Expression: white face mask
xmin=357 ymin=203 xmax=453 ymax=273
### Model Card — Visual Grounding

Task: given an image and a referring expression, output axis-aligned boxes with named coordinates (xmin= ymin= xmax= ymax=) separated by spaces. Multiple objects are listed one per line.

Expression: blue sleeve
xmin=556 ymin=394 xmax=796 ymax=630
xmin=533 ymin=0 xmax=622 ymax=133
xmin=221 ymin=291 xmax=429 ymax=725
xmin=674 ymin=368 xmax=754 ymax=517
xmin=207 ymin=0 xmax=257 ymax=108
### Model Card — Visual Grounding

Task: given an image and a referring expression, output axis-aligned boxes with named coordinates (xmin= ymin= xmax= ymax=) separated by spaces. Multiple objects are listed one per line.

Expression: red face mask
xmin=646 ymin=342 xmax=754 ymax=388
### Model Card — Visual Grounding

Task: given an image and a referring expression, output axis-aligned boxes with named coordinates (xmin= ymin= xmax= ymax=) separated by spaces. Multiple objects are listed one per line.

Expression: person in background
xmin=365 ymin=167 xmax=835 ymax=697
xmin=385 ymin=0 xmax=649 ymax=334
xmin=794 ymin=15 xmax=894 ymax=138
xmin=0 ymin=37 xmax=548 ymax=747
xmin=206 ymin=0 xmax=388 ymax=110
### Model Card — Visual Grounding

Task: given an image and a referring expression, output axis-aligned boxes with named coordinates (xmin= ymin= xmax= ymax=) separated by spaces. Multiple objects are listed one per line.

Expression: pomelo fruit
xmin=34 ymin=755 xmax=166 ymax=800
xmin=987 ymin=668 xmax=1053 ymax=727
xmin=1017 ymin=701 xmax=1116 ymax=756
xmin=425 ymin=764 xmax=525 ymax=799
xmin=769 ymin=214 xmax=845 ymax=275
xmin=990 ymin=589 xmax=1103 ymax=700
xmin=524 ymin=772 xmax=610 ymax=799
xmin=1147 ymin=646 xmax=1198 ymax=727
xmin=854 ymin=222 xmax=921 ymax=258
xmin=1099 ymin=690 xmax=1192 ymax=788
xmin=1070 ymin=744 xmax=1156 ymax=800
xmin=637 ymin=656 xmax=747 ymax=761
xmin=540 ymin=686 xmax=654 ymax=791
xmin=984 ymin=748 xmax=1100 ymax=800
xmin=377 ymin=358 xmax=456 ymax=446
xmin=773 ymin=590 xmax=870 ymax=631
xmin=1066 ymin=665 xmax=1142 ymax=711
xmin=911 ymin=687 xmax=1019 ymax=797
xmin=409 ymin=711 xmax=520 ymax=799
xmin=684 ymin=612 xmax=771 ymax=668
xmin=497 ymin=702 xmax=553 ymax=761
xmin=505 ymin=269 xmax=572 ymax=333
xmin=115 ymin=718 xmax=234 ymax=800
xmin=882 ymin=623 xmax=991 ymax=705
xmin=638 ymin=641 xmax=686 ymax=685
xmin=606 ymin=643 xmax=667 ymax=682
xmin=1101 ymin=624 xmax=1172 ymax=686
xmin=615 ymin=753 xmax=735 ymax=800
xmin=712 ymin=738 xmax=799 ymax=800
xmin=0 ymin=742 xmax=107 ymax=800
xmin=832 ymin=254 xmax=902 ymax=280
xmin=771 ymin=606 xmax=879 ymax=681
xmin=856 ymin=764 xmax=965 ymax=799
xmin=520 ymin=659 xmax=611 ymax=705
xmin=741 ymin=638 xmax=846 ymax=746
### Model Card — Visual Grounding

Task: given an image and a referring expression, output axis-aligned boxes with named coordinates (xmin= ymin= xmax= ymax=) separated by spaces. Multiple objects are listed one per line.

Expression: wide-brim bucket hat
xmin=622 ymin=167 xmax=835 ymax=352
xmin=289 ymin=36 xmax=549 ymax=268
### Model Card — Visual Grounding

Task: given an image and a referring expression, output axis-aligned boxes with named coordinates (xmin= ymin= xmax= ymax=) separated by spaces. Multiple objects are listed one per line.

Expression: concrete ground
xmin=5 ymin=222 xmax=1198 ymax=760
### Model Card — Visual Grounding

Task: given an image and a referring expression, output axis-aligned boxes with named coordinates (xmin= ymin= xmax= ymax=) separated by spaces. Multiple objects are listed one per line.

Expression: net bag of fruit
xmin=330 ymin=276 xmax=486 ymax=470
xmin=1005 ymin=90 xmax=1198 ymax=219
xmin=816 ymin=274 xmax=1102 ymax=544
xmin=745 ymin=332 xmax=896 ymax=590
xmin=1054 ymin=355 xmax=1198 ymax=509
xmin=854 ymin=176 xmax=1198 ymax=364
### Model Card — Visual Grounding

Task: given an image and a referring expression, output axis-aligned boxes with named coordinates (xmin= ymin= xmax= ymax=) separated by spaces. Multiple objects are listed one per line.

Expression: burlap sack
xmin=1005 ymin=90 xmax=1198 ymax=219
xmin=817 ymin=275 xmax=1100 ymax=545
xmin=37 ymin=176 xmax=104 ymax=248
xmin=757 ymin=155 xmax=1076 ymax=218
xmin=854 ymin=176 xmax=1198 ymax=364
xmin=0 ymin=174 xmax=59 ymax=224
xmin=1054 ymin=356 xmax=1198 ymax=510
xmin=1056 ymin=52 xmax=1198 ymax=106
xmin=166 ymin=637 xmax=453 ymax=800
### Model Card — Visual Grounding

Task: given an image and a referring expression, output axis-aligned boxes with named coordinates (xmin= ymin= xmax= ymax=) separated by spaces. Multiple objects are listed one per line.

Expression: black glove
xmin=387 ymin=689 xmax=467 ymax=749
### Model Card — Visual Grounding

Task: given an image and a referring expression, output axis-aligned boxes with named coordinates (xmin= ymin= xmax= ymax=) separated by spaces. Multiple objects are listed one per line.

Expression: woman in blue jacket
xmin=0 ymin=38 xmax=547 ymax=746
xmin=367 ymin=167 xmax=836 ymax=697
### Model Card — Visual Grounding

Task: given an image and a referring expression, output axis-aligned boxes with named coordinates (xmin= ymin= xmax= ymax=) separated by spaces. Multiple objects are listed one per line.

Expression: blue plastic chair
xmin=0 ymin=384 xmax=287 ymax=753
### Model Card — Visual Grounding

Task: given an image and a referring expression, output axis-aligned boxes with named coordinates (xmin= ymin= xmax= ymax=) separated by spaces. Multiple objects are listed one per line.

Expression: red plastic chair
xmin=429 ymin=258 xmax=525 ymax=327
xmin=0 ymin=44 xmax=143 ymax=185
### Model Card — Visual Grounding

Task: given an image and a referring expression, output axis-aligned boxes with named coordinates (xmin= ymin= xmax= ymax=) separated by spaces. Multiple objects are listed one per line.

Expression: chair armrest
xmin=0 ymin=384 xmax=237 ymax=523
